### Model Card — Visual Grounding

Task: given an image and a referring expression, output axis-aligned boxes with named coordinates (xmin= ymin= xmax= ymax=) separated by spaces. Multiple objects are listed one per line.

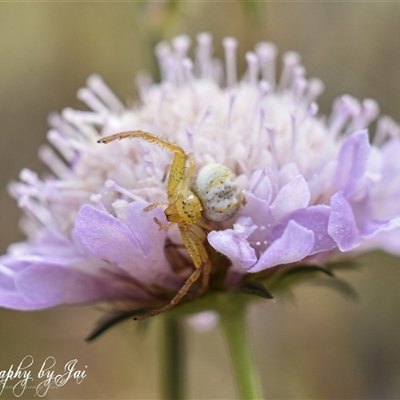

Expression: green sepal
xmin=311 ymin=277 xmax=359 ymax=301
xmin=267 ymin=264 xmax=335 ymax=293
xmin=85 ymin=309 xmax=151 ymax=342
xmin=327 ymin=259 xmax=360 ymax=271
xmin=239 ymin=281 xmax=274 ymax=299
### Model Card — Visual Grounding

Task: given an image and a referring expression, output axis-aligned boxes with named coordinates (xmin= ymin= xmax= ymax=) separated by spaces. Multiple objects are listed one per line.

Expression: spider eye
xmin=193 ymin=163 xmax=241 ymax=222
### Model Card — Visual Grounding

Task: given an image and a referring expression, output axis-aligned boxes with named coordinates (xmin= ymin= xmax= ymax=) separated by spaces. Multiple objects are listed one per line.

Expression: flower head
xmin=2 ymin=33 xmax=400 ymax=323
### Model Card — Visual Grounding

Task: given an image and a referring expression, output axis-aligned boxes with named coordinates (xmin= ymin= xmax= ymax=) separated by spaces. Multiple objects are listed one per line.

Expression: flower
xmin=2 ymin=33 xmax=400 ymax=321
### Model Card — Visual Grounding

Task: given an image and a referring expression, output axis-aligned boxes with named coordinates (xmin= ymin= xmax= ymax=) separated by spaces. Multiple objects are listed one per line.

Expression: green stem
xmin=162 ymin=315 xmax=185 ymax=400
xmin=219 ymin=303 xmax=264 ymax=400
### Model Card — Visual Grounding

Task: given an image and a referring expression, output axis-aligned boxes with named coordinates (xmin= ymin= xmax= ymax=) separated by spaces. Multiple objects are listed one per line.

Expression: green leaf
xmin=240 ymin=281 xmax=274 ymax=299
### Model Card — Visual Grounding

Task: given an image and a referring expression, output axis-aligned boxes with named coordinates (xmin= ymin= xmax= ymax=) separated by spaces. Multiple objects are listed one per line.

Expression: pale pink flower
xmin=2 ymin=33 xmax=400 ymax=319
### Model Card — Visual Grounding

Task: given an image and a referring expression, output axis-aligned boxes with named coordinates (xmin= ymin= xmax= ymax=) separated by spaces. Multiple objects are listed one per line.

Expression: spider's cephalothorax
xmin=98 ymin=130 xmax=240 ymax=319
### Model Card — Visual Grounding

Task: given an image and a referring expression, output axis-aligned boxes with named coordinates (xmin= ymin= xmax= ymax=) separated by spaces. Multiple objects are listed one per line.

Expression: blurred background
xmin=1 ymin=2 xmax=400 ymax=399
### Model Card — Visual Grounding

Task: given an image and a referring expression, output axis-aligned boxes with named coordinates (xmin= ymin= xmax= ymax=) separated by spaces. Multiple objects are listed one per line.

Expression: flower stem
xmin=219 ymin=303 xmax=264 ymax=400
xmin=162 ymin=315 xmax=185 ymax=400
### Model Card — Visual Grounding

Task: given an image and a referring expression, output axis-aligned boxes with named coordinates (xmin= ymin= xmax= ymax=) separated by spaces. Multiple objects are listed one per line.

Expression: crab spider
xmin=98 ymin=131 xmax=212 ymax=319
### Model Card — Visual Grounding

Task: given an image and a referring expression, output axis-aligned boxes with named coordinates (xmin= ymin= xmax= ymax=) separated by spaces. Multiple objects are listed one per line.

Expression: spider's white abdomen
xmin=193 ymin=163 xmax=241 ymax=222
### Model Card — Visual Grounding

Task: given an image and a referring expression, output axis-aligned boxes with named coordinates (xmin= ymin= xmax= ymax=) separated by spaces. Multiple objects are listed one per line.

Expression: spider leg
xmin=133 ymin=268 xmax=201 ymax=320
xmin=98 ymin=130 xmax=187 ymax=201
xmin=143 ymin=202 xmax=169 ymax=212
xmin=134 ymin=226 xmax=210 ymax=320
xmin=154 ymin=217 xmax=175 ymax=231
xmin=180 ymin=153 xmax=196 ymax=190
xmin=179 ymin=227 xmax=211 ymax=296
xmin=187 ymin=228 xmax=211 ymax=295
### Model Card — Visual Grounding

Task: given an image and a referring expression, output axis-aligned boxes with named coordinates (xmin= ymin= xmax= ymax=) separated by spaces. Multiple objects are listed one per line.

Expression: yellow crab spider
xmin=98 ymin=130 xmax=213 ymax=319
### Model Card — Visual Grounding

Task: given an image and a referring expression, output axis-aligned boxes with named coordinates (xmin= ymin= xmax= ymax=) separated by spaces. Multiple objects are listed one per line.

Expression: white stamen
xmin=266 ymin=124 xmax=278 ymax=172
xmin=196 ymin=32 xmax=213 ymax=79
xmin=8 ymin=182 xmax=37 ymax=199
xmin=19 ymin=168 xmax=40 ymax=186
xmin=48 ymin=113 xmax=81 ymax=139
xmin=38 ymin=145 xmax=69 ymax=178
xmin=306 ymin=102 xmax=319 ymax=119
xmin=223 ymin=37 xmax=238 ymax=87
xmin=294 ymin=77 xmax=307 ymax=103
xmin=258 ymin=80 xmax=270 ymax=96
xmin=291 ymin=114 xmax=297 ymax=158
xmin=279 ymin=51 xmax=301 ymax=91
xmin=306 ymin=78 xmax=325 ymax=104
xmin=170 ymin=36 xmax=191 ymax=85
xmin=374 ymin=115 xmax=400 ymax=145
xmin=46 ymin=130 xmax=75 ymax=161
xmin=87 ymin=75 xmax=125 ymax=114
xmin=47 ymin=129 xmax=86 ymax=154
xmin=105 ymin=179 xmax=142 ymax=201
xmin=60 ymin=108 xmax=106 ymax=126
xmin=245 ymin=51 xmax=259 ymax=86
xmin=251 ymin=107 xmax=265 ymax=165
xmin=328 ymin=95 xmax=360 ymax=137
xmin=255 ymin=41 xmax=277 ymax=89
xmin=185 ymin=128 xmax=194 ymax=151
xmin=111 ymin=199 xmax=129 ymax=209
xmin=251 ymin=167 xmax=268 ymax=193
xmin=252 ymin=82 xmax=269 ymax=124
xmin=172 ymin=34 xmax=191 ymax=59
xmin=77 ymin=87 xmax=110 ymax=114
xmin=198 ymin=106 xmax=212 ymax=126
xmin=351 ymin=99 xmax=379 ymax=131
xmin=143 ymin=151 xmax=158 ymax=177
xmin=164 ymin=56 xmax=178 ymax=85
xmin=18 ymin=196 xmax=53 ymax=227
xmin=136 ymin=73 xmax=153 ymax=101
xmin=155 ymin=41 xmax=172 ymax=82
xmin=182 ymin=58 xmax=194 ymax=84
xmin=226 ymin=91 xmax=236 ymax=129
xmin=211 ymin=58 xmax=224 ymax=86
xmin=90 ymin=193 xmax=109 ymax=213
xmin=62 ymin=108 xmax=99 ymax=142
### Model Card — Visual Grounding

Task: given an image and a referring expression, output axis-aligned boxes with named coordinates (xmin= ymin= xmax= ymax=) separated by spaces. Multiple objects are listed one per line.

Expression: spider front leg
xmin=134 ymin=226 xmax=211 ymax=320
xmin=153 ymin=217 xmax=175 ymax=231
xmin=98 ymin=130 xmax=187 ymax=201
xmin=143 ymin=202 xmax=169 ymax=212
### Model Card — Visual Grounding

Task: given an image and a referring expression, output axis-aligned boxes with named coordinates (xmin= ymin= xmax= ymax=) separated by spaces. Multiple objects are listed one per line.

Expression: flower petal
xmin=328 ymin=191 xmax=361 ymax=251
xmin=334 ymin=130 xmax=370 ymax=197
xmin=14 ymin=262 xmax=135 ymax=309
xmin=359 ymin=217 xmax=400 ymax=254
xmin=126 ymin=201 xmax=167 ymax=257
xmin=74 ymin=204 xmax=145 ymax=267
xmin=271 ymin=205 xmax=336 ymax=255
xmin=270 ymin=175 xmax=311 ymax=221
xmin=249 ymin=220 xmax=314 ymax=272
xmin=248 ymin=169 xmax=273 ymax=203
xmin=208 ymin=217 xmax=257 ymax=272
xmin=126 ymin=201 xmax=178 ymax=286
